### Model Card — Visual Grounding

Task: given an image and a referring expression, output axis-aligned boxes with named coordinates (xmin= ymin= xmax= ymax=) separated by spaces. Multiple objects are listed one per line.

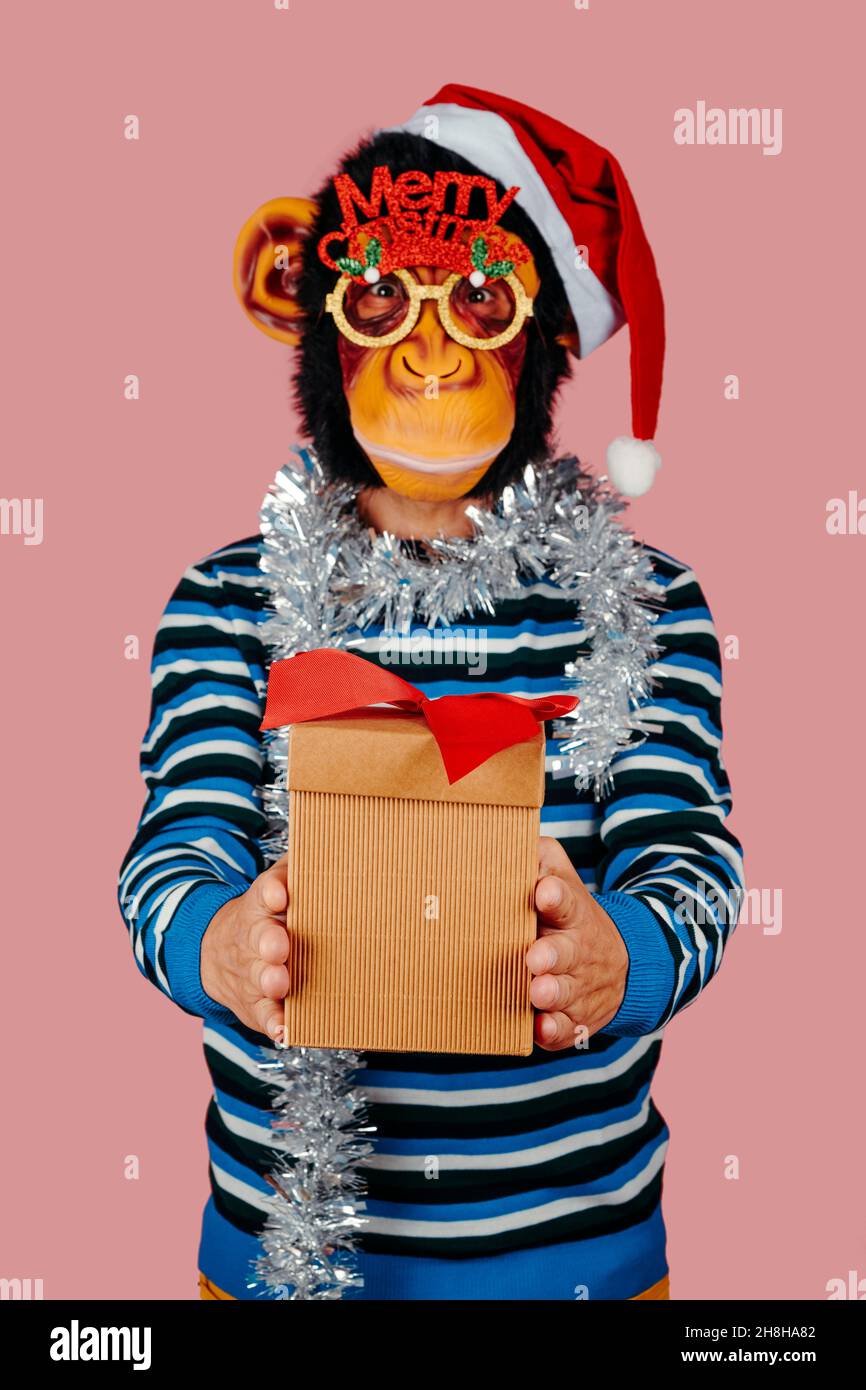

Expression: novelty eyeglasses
xmin=324 ymin=267 xmax=534 ymax=352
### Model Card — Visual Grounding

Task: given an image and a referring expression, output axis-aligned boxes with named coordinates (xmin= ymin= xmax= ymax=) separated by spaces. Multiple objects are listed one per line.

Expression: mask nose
xmin=396 ymin=299 xmax=470 ymax=382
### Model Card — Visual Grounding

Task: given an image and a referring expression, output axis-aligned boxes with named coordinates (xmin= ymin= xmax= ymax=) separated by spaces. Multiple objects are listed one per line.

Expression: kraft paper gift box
xmin=261 ymin=650 xmax=577 ymax=1057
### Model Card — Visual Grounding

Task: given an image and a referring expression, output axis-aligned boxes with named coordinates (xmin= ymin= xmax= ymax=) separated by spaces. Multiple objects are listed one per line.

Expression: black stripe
xmin=208 ymin=1164 xmax=666 ymax=1256
xmin=203 ymin=1040 xmax=663 ymax=1147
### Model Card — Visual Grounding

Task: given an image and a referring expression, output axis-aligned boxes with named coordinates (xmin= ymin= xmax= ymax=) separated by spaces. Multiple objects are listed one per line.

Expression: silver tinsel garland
xmin=250 ymin=446 xmax=663 ymax=1299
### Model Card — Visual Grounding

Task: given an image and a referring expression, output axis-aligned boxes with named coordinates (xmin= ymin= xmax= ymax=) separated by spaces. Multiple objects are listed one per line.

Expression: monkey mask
xmin=233 ymin=86 xmax=665 ymax=501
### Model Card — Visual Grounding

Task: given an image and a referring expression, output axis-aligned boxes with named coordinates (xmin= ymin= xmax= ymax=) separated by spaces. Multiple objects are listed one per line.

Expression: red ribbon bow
xmin=261 ymin=649 xmax=578 ymax=785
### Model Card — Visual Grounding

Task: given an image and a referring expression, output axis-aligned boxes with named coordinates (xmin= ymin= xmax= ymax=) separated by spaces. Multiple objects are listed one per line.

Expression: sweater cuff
xmin=593 ymin=890 xmax=675 ymax=1037
xmin=162 ymin=881 xmax=247 ymax=1023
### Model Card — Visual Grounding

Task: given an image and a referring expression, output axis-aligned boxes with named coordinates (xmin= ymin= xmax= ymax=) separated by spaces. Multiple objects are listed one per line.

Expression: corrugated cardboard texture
xmin=284 ymin=715 xmax=541 ymax=1055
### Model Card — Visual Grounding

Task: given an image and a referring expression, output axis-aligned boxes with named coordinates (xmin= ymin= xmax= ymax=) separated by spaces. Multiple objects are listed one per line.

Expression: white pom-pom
xmin=363 ymin=266 xmax=381 ymax=284
xmin=469 ymin=269 xmax=486 ymax=287
xmin=605 ymin=436 xmax=662 ymax=497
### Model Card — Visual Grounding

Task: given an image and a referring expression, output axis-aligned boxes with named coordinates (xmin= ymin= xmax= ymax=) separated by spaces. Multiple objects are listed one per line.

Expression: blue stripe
xmin=360 ymin=1037 xmax=643 ymax=1093
xmin=153 ymin=646 xmax=259 ymax=668
xmin=165 ymin=599 xmax=264 ymax=619
xmin=657 ymin=650 xmax=720 ymax=680
xmin=200 ymin=1198 xmax=668 ymax=1300
xmin=362 ymin=1131 xmax=666 ymax=1221
xmin=369 ymin=1085 xmax=652 ymax=1156
xmin=356 ymin=618 xmax=584 ymax=640
xmin=406 ymin=674 xmax=577 ymax=697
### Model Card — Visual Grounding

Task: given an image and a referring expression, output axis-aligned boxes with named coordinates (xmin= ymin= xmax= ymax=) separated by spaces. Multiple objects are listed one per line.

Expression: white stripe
xmin=363 ymin=1140 xmax=668 ymax=1239
xmin=159 ymin=613 xmax=261 ymax=640
xmin=363 ymin=1034 xmax=661 ymax=1108
xmin=150 ymin=882 xmax=195 ymax=993
xmin=606 ymin=751 xmax=721 ymax=801
xmin=640 ymin=893 xmax=690 ymax=1021
xmin=618 ymin=860 xmax=738 ymax=928
xmin=121 ymin=842 xmax=192 ymax=886
xmin=124 ymin=838 xmax=249 ymax=890
xmin=187 ymin=835 xmax=250 ymax=877
xmin=650 ymin=661 xmax=721 ymax=699
xmin=122 ymin=843 xmax=248 ymax=912
xmin=603 ymin=803 xmax=726 ymax=836
xmin=211 ymin=1139 xmax=668 ymax=1239
xmin=152 ymin=658 xmax=251 ymax=689
xmin=204 ymin=1028 xmax=280 ymax=1079
xmin=213 ymin=1102 xmax=273 ymax=1147
xmin=631 ymin=705 xmax=722 ymax=754
xmin=661 ymin=567 xmax=696 ymax=592
xmin=123 ymin=863 xmax=202 ymax=921
xmin=519 ymin=579 xmax=591 ymax=602
xmin=179 ymin=559 xmax=262 ymax=590
xmin=616 ymin=836 xmax=744 ymax=891
xmin=640 ymin=875 xmax=714 ymax=982
xmin=348 ymin=629 xmax=588 ymax=655
xmin=142 ymin=693 xmax=261 ymax=754
xmin=210 ymin=1162 xmax=283 ymax=1218
xmin=655 ymin=617 xmax=716 ymax=640
xmin=692 ymin=832 xmax=746 ymax=885
xmin=369 ymin=1094 xmax=654 ymax=1174
xmin=213 ymin=1091 xmax=653 ymax=1175
xmin=539 ymin=817 xmax=599 ymax=841
xmin=352 ymin=683 xmax=583 ymax=703
xmin=148 ymin=739 xmax=262 ymax=781
xmin=202 ymin=1027 xmax=661 ymax=1109
xmin=140 ymin=788 xmax=253 ymax=827
xmin=388 ymin=104 xmax=625 ymax=358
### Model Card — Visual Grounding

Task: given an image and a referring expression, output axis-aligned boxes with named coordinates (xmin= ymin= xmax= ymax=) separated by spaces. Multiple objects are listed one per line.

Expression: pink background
xmin=2 ymin=0 xmax=863 ymax=1300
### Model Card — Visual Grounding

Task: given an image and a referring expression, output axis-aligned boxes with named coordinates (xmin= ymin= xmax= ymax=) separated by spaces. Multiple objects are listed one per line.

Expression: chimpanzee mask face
xmin=233 ymin=133 xmax=576 ymax=501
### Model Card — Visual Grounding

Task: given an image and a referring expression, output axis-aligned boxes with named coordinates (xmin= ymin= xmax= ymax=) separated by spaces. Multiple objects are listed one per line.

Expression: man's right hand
xmin=200 ymin=854 xmax=290 ymax=1042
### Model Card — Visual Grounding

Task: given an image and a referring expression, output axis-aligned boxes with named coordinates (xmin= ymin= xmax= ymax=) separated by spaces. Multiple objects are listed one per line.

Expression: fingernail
xmin=544 ymin=946 xmax=557 ymax=969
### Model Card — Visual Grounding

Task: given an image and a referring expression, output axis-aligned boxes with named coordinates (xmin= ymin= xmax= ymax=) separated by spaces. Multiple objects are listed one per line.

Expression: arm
xmin=117 ymin=541 xmax=269 ymax=1022
xmin=594 ymin=558 xmax=744 ymax=1035
xmin=527 ymin=556 xmax=745 ymax=1044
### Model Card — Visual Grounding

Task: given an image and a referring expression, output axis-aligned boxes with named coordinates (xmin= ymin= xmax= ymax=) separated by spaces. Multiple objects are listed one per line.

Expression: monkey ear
xmin=555 ymin=309 xmax=581 ymax=356
xmin=233 ymin=196 xmax=318 ymax=346
xmin=555 ymin=329 xmax=581 ymax=354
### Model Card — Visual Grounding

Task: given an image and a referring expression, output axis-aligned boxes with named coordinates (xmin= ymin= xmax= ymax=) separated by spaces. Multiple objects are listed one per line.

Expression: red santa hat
xmin=387 ymin=83 xmax=665 ymax=497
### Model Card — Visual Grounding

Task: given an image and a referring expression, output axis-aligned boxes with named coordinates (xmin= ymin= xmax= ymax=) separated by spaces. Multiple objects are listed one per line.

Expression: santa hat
xmin=387 ymin=84 xmax=665 ymax=497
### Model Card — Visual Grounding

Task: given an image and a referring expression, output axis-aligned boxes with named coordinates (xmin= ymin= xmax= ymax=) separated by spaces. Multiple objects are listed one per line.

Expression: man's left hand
xmin=526 ymin=836 xmax=630 ymax=1050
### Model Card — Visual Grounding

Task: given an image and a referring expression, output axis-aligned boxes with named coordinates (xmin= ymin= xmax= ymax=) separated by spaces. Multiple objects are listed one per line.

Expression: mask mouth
xmin=353 ymin=429 xmax=508 ymax=475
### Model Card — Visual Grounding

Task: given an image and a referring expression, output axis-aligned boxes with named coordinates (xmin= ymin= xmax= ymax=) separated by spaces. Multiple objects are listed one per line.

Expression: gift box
xmin=261 ymin=650 xmax=577 ymax=1056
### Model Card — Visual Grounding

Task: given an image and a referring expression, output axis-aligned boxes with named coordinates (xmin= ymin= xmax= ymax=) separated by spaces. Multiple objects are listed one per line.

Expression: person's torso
xmin=200 ymin=544 xmax=669 ymax=1265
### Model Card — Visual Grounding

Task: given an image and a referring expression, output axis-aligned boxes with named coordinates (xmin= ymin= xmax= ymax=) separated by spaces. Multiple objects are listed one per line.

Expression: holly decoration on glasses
xmin=334 ymin=233 xmax=516 ymax=287
xmin=336 ymin=237 xmax=383 ymax=283
xmin=469 ymin=236 xmax=515 ymax=287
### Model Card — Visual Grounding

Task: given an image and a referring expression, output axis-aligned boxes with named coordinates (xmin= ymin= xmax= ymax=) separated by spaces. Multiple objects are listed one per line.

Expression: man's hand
xmin=526 ymin=836 xmax=630 ymax=1051
xmin=200 ymin=855 xmax=290 ymax=1042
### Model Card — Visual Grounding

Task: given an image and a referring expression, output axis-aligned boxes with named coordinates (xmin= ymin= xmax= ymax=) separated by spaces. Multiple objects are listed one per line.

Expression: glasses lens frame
xmin=325 ymin=267 xmax=534 ymax=351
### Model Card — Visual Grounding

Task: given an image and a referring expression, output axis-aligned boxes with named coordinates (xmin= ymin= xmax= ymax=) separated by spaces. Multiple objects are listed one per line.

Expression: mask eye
xmin=344 ymin=274 xmax=410 ymax=332
xmin=449 ymin=276 xmax=517 ymax=337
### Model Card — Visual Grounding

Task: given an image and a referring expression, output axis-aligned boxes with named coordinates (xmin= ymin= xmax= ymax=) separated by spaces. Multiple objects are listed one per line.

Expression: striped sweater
xmin=118 ymin=493 xmax=744 ymax=1301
